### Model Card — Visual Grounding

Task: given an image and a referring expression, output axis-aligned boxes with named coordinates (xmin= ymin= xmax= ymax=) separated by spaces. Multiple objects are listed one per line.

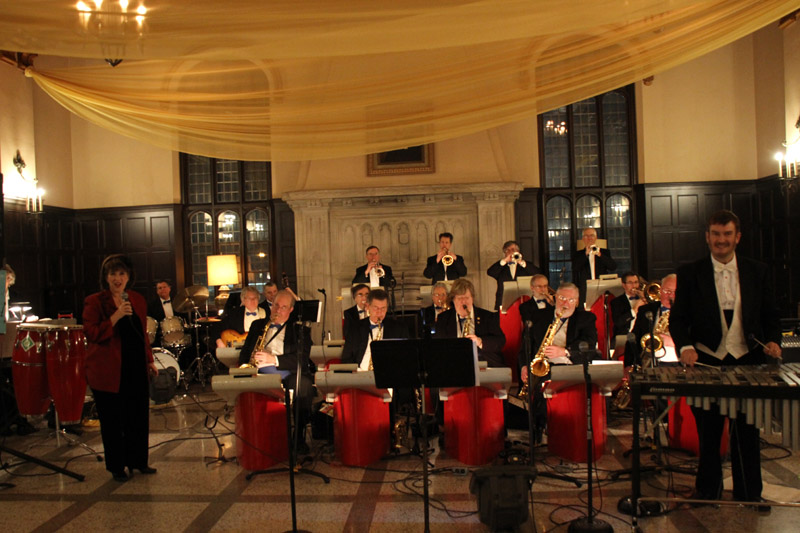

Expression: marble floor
xmin=1 ymin=391 xmax=799 ymax=533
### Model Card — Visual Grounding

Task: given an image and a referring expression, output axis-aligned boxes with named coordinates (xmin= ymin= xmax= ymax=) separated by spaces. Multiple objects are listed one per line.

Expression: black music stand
xmin=247 ymin=299 xmax=329 ymax=533
xmin=371 ymin=337 xmax=477 ymax=533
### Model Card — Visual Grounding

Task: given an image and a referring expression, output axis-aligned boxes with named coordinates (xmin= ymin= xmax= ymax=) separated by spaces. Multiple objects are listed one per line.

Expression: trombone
xmin=635 ymin=280 xmax=661 ymax=304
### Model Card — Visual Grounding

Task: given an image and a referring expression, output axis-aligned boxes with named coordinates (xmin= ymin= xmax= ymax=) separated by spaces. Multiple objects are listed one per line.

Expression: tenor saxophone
xmin=239 ymin=321 xmax=273 ymax=368
xmin=519 ymin=309 xmax=563 ymax=399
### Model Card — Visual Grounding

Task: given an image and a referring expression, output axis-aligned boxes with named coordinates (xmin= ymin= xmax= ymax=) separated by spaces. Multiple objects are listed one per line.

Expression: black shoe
xmin=131 ymin=466 xmax=157 ymax=474
xmin=111 ymin=471 xmax=129 ymax=482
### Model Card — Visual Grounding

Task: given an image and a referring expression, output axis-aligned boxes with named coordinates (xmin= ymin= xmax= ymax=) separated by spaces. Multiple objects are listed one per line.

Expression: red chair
xmin=498 ymin=296 xmax=530 ymax=383
xmin=589 ymin=294 xmax=615 ymax=359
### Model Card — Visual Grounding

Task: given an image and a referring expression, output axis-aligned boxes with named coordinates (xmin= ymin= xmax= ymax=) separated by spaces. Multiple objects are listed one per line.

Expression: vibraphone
xmin=628 ymin=363 xmax=800 ymax=522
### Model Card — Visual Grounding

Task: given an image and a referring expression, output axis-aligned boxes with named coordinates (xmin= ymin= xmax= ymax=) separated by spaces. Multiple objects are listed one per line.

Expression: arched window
xmin=606 ymin=194 xmax=633 ymax=273
xmin=245 ymin=208 xmax=271 ymax=289
xmin=189 ymin=211 xmax=213 ymax=286
xmin=546 ymin=196 xmax=573 ymax=285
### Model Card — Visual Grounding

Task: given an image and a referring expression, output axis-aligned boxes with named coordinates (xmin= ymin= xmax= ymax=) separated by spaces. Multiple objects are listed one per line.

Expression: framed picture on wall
xmin=367 ymin=144 xmax=435 ymax=176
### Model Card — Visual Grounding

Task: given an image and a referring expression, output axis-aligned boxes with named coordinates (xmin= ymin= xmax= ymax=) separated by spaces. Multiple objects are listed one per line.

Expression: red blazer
xmin=82 ymin=289 xmax=154 ymax=393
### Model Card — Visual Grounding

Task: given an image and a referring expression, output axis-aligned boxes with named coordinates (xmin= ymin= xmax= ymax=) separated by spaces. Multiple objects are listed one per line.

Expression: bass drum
xmin=152 ymin=348 xmax=181 ymax=384
xmin=146 ymin=316 xmax=158 ymax=346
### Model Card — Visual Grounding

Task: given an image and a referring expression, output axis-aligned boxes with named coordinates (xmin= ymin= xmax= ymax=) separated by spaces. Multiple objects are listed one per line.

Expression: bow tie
xmin=661 ymin=306 xmax=670 ymax=313
xmin=714 ymin=263 xmax=736 ymax=274
xmin=268 ymin=323 xmax=281 ymax=329
xmin=435 ymin=306 xmax=444 ymax=310
xmin=629 ymin=295 xmax=640 ymax=301
xmin=245 ymin=311 xmax=258 ymax=316
xmin=370 ymin=323 xmax=382 ymax=329
xmin=535 ymin=299 xmax=546 ymax=304
xmin=162 ymin=299 xmax=171 ymax=304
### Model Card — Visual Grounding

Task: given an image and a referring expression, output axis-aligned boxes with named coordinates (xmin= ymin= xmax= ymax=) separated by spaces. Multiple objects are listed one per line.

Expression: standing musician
xmin=352 ymin=246 xmax=395 ymax=290
xmin=434 ymin=278 xmax=505 ymax=367
xmin=215 ymin=286 xmax=267 ymax=348
xmin=343 ymin=284 xmax=370 ymax=339
xmin=423 ymin=232 xmax=467 ymax=283
xmin=341 ymin=289 xmax=408 ymax=369
xmin=630 ymin=274 xmax=678 ymax=367
xmin=670 ymin=210 xmax=781 ymax=508
xmin=610 ymin=272 xmax=644 ymax=337
xmin=237 ymin=290 xmax=314 ymax=454
xmin=258 ymin=280 xmax=278 ymax=313
xmin=419 ymin=282 xmax=449 ymax=337
xmin=487 ymin=240 xmax=540 ymax=311
xmin=572 ymin=228 xmax=617 ymax=305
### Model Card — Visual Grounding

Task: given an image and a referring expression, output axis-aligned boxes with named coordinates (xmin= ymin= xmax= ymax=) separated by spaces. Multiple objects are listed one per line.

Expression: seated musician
xmin=342 ymin=284 xmax=370 ymax=339
xmin=423 ymin=232 xmax=467 ymax=283
xmin=258 ymin=280 xmax=278 ymax=313
xmin=434 ymin=278 xmax=506 ymax=367
xmin=487 ymin=240 xmax=540 ymax=311
xmin=419 ymin=281 xmax=449 ymax=337
xmin=519 ymin=274 xmax=555 ymax=321
xmin=341 ymin=289 xmax=408 ymax=369
xmin=215 ymin=286 xmax=267 ymax=348
xmin=610 ymin=272 xmax=644 ymax=337
xmin=519 ymin=282 xmax=598 ymax=443
xmin=352 ymin=246 xmax=395 ymax=290
xmin=629 ymin=274 xmax=678 ymax=367
xmin=670 ymin=210 xmax=781 ymax=508
xmin=237 ymin=289 xmax=314 ymax=454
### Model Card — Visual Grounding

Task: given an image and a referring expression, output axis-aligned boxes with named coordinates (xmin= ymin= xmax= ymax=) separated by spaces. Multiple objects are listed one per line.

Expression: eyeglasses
xmin=557 ymin=295 xmax=577 ymax=304
xmin=661 ymin=289 xmax=675 ymax=295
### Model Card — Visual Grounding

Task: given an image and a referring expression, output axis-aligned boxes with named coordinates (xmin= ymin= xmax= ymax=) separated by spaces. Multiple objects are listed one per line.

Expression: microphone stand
xmin=317 ymin=288 xmax=327 ymax=345
xmin=567 ymin=345 xmax=612 ymax=533
xmin=400 ymin=272 xmax=405 ymax=317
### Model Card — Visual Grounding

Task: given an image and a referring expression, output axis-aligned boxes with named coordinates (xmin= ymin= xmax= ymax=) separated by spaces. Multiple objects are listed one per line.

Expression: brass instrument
xmin=511 ymin=251 xmax=522 ymax=262
xmin=640 ymin=309 xmax=670 ymax=363
xmin=634 ymin=280 xmax=661 ymax=304
xmin=612 ymin=372 xmax=633 ymax=409
xmin=442 ymin=251 xmax=455 ymax=267
xmin=589 ymin=244 xmax=600 ymax=254
xmin=519 ymin=309 xmax=563 ymax=398
xmin=239 ymin=321 xmax=273 ymax=368
xmin=374 ymin=265 xmax=385 ymax=278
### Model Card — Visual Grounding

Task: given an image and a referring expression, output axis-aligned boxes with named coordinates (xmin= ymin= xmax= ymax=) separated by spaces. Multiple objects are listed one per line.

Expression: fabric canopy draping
xmin=1 ymin=1 xmax=797 ymax=161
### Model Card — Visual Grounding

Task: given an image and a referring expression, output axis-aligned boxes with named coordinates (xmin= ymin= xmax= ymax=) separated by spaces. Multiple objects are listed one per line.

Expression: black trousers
xmin=93 ymin=385 xmax=150 ymax=474
xmin=691 ymin=350 xmax=764 ymax=501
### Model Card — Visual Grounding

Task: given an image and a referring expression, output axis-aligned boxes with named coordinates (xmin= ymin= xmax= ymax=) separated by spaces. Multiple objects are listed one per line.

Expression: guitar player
xmin=215 ymin=286 xmax=267 ymax=348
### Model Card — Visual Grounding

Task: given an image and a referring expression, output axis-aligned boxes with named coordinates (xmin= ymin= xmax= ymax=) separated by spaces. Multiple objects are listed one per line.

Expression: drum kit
xmin=147 ymin=285 xmax=221 ymax=389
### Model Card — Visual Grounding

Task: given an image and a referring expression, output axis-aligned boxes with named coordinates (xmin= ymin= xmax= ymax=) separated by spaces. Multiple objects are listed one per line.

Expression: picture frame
xmin=367 ymin=144 xmax=435 ymax=176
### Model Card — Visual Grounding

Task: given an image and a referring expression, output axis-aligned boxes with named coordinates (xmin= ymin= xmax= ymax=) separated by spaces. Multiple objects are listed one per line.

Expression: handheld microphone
xmin=120 ymin=291 xmax=136 ymax=324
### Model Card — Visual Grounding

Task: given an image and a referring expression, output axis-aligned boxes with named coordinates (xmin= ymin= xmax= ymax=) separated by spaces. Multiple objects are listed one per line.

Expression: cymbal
xmin=171 ymin=285 xmax=210 ymax=313
xmin=185 ymin=285 xmax=209 ymax=299
xmin=195 ymin=317 xmax=221 ymax=324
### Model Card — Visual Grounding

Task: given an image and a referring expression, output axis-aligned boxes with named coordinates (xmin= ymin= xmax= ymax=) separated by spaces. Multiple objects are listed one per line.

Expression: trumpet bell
xmin=442 ymin=254 xmax=455 ymax=267
xmin=374 ymin=266 xmax=385 ymax=278
xmin=511 ymin=251 xmax=522 ymax=262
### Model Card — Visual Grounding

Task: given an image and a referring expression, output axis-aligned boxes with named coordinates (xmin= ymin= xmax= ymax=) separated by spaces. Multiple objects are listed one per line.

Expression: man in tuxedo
xmin=419 ymin=282 xmax=449 ymax=337
xmin=610 ymin=272 xmax=644 ymax=337
xmin=258 ymin=280 xmax=278 ymax=313
xmin=352 ymin=246 xmax=395 ymax=290
xmin=519 ymin=274 xmax=554 ymax=325
xmin=215 ymin=286 xmax=267 ymax=348
xmin=629 ymin=273 xmax=677 ymax=367
xmin=433 ymin=278 xmax=505 ymax=367
xmin=147 ymin=279 xmax=178 ymax=322
xmin=342 ymin=284 xmax=370 ymax=339
xmin=341 ymin=289 xmax=408 ymax=369
xmin=487 ymin=240 xmax=540 ymax=310
xmin=238 ymin=290 xmax=314 ymax=454
xmin=423 ymin=232 xmax=467 ymax=283
xmin=670 ymin=210 xmax=781 ymax=508
xmin=572 ymin=228 xmax=617 ymax=305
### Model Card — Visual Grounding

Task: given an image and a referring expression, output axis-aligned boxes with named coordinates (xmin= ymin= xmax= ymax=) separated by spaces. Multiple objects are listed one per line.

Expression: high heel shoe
xmin=112 ymin=471 xmax=129 ymax=482
xmin=132 ymin=466 xmax=157 ymax=474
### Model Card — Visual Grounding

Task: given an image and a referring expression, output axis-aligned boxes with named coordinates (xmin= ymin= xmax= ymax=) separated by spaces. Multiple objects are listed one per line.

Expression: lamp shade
xmin=207 ymin=254 xmax=239 ymax=286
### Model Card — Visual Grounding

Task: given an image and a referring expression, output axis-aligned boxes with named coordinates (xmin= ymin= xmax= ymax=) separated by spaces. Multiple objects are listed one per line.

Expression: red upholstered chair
xmin=589 ymin=293 xmax=615 ymax=359
xmin=498 ymin=295 xmax=530 ymax=383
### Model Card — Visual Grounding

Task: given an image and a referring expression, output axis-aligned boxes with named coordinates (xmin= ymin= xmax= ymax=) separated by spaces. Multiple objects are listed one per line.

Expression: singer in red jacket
xmin=82 ymin=254 xmax=157 ymax=483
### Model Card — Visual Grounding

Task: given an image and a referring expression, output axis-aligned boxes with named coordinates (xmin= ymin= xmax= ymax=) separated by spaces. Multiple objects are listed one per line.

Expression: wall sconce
xmin=12 ymin=150 xmax=43 ymax=214
xmin=207 ymin=254 xmax=240 ymax=309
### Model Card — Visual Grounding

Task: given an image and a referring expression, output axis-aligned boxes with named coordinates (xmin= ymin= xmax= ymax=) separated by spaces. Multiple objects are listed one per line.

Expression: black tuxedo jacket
xmin=213 ymin=305 xmax=265 ymax=341
xmin=341 ymin=317 xmax=409 ymax=365
xmin=610 ymin=294 xmax=641 ymax=337
xmin=351 ymin=264 xmax=395 ymax=290
xmin=419 ymin=305 xmax=449 ymax=337
xmin=147 ymin=298 xmax=187 ymax=323
xmin=258 ymin=299 xmax=272 ymax=313
xmin=487 ymin=260 xmax=540 ymax=310
xmin=520 ymin=307 xmax=598 ymax=371
xmin=433 ymin=307 xmax=506 ymax=367
xmin=670 ymin=255 xmax=780 ymax=363
xmin=572 ymin=248 xmax=617 ymax=303
xmin=423 ymin=254 xmax=467 ymax=283
xmin=237 ymin=318 xmax=313 ymax=375
xmin=342 ymin=305 xmax=368 ymax=339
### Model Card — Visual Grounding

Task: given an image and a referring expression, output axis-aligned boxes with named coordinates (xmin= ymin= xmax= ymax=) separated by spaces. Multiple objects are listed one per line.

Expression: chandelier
xmin=76 ymin=1 xmax=148 ymax=66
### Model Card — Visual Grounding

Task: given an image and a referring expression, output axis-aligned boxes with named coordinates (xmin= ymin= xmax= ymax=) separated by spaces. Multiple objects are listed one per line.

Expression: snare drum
xmin=146 ymin=316 xmax=158 ymax=345
xmin=152 ymin=348 xmax=181 ymax=383
xmin=45 ymin=325 xmax=87 ymax=425
xmin=161 ymin=316 xmax=187 ymax=348
xmin=11 ymin=324 xmax=52 ymax=416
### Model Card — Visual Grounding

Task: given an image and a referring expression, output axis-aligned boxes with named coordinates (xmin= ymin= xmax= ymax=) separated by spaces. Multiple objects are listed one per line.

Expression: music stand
xmin=500 ymin=277 xmax=533 ymax=314
xmin=371 ymin=337 xmax=477 ymax=533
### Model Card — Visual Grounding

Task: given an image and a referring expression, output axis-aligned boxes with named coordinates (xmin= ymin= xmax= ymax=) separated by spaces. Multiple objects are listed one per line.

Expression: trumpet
xmin=635 ymin=280 xmax=661 ymax=303
xmin=511 ymin=251 xmax=522 ymax=263
xmin=442 ymin=252 xmax=454 ymax=267
xmin=589 ymin=244 xmax=600 ymax=255
xmin=374 ymin=265 xmax=385 ymax=278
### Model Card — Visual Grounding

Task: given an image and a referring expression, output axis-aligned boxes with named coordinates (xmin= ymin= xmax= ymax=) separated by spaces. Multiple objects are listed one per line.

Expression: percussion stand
xmin=50 ymin=409 xmax=103 ymax=462
xmin=185 ymin=307 xmax=217 ymax=389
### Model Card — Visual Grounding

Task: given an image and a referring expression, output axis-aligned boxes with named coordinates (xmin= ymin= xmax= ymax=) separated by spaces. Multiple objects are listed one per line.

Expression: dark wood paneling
xmin=515 ymin=188 xmax=541 ymax=268
xmin=273 ymin=199 xmax=297 ymax=290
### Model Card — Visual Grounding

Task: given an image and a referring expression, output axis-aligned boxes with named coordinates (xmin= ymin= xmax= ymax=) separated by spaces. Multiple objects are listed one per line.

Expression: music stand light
xmin=207 ymin=254 xmax=239 ymax=308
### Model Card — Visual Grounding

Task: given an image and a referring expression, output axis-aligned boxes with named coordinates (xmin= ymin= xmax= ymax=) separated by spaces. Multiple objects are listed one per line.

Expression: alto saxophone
xmin=239 ymin=321 xmax=273 ymax=368
xmin=519 ymin=309 xmax=563 ymax=399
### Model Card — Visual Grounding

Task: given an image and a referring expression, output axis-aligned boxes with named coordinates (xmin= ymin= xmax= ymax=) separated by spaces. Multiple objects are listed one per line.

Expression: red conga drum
xmin=547 ymin=383 xmax=607 ymax=463
xmin=45 ymin=326 xmax=88 ymax=425
xmin=11 ymin=324 xmax=52 ymax=416
xmin=443 ymin=386 xmax=505 ymax=465
xmin=235 ymin=392 xmax=288 ymax=470
xmin=334 ymin=388 xmax=390 ymax=466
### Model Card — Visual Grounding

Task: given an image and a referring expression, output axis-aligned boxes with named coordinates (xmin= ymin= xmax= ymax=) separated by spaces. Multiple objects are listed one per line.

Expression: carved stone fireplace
xmin=283 ymin=182 xmax=523 ymax=338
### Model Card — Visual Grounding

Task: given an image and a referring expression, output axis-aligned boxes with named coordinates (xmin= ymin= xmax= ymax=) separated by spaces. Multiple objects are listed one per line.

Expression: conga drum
xmin=11 ymin=324 xmax=52 ymax=416
xmin=45 ymin=326 xmax=87 ymax=425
